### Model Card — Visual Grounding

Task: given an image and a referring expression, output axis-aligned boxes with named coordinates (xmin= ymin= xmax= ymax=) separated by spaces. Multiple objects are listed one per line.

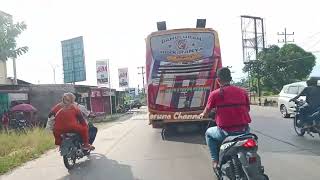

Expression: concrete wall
xmin=28 ymin=84 xmax=121 ymax=125
xmin=29 ymin=84 xmax=75 ymax=125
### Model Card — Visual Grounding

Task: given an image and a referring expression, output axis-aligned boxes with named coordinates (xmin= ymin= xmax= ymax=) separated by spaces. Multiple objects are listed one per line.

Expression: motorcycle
xmin=215 ymin=133 xmax=269 ymax=180
xmin=116 ymin=104 xmax=130 ymax=113
xmin=11 ymin=118 xmax=29 ymax=134
xmin=60 ymin=133 xmax=92 ymax=170
xmin=292 ymin=99 xmax=320 ymax=137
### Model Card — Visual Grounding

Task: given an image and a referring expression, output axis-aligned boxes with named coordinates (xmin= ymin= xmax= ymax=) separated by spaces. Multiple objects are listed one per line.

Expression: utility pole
xmin=108 ymin=60 xmax=113 ymax=115
xmin=53 ymin=67 xmax=56 ymax=84
xmin=137 ymin=66 xmax=145 ymax=94
xmin=278 ymin=28 xmax=294 ymax=44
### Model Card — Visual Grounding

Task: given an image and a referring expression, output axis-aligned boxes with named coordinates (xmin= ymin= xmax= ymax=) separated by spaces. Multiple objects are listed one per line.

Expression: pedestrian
xmin=2 ymin=111 xmax=10 ymax=134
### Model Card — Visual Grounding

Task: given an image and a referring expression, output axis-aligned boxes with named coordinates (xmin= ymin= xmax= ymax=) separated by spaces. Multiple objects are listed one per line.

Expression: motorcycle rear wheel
xmin=294 ymin=117 xmax=306 ymax=136
xmin=63 ymin=155 xmax=76 ymax=170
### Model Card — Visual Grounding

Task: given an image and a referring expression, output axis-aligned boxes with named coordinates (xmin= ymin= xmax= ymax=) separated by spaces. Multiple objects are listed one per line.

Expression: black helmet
xmin=217 ymin=67 xmax=232 ymax=82
xmin=307 ymin=76 xmax=320 ymax=86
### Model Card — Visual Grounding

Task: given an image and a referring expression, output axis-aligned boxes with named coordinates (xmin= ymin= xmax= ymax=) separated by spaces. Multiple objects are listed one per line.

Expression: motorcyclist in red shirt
xmin=200 ymin=67 xmax=251 ymax=170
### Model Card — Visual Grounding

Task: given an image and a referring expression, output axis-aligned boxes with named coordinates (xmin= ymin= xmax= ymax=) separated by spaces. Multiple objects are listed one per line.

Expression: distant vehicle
xmin=129 ymin=99 xmax=142 ymax=109
xmin=278 ymin=81 xmax=307 ymax=118
xmin=292 ymin=99 xmax=320 ymax=137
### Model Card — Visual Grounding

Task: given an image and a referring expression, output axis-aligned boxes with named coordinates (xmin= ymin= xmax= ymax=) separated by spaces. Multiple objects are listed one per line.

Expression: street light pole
xmin=13 ymin=57 xmax=17 ymax=85
xmin=50 ymin=63 xmax=59 ymax=84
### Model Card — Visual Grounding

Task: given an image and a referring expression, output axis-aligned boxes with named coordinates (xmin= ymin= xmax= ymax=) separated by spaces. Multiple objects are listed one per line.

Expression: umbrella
xmin=11 ymin=103 xmax=37 ymax=112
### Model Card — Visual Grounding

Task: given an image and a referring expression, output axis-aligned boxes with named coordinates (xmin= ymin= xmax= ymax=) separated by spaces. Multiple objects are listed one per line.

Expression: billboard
xmin=118 ymin=68 xmax=129 ymax=87
xmin=61 ymin=36 xmax=86 ymax=83
xmin=96 ymin=60 xmax=109 ymax=85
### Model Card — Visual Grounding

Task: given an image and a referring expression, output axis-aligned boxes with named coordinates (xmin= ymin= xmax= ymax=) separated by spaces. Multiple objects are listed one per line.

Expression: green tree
xmin=123 ymin=94 xmax=131 ymax=104
xmin=0 ymin=14 xmax=28 ymax=61
xmin=244 ymin=44 xmax=316 ymax=93
xmin=232 ymin=78 xmax=249 ymax=88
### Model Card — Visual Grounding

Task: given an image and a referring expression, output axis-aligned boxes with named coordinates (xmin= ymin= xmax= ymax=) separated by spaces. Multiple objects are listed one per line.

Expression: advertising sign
xmin=118 ymin=68 xmax=129 ymax=87
xmin=150 ymin=32 xmax=214 ymax=62
xmin=96 ymin=60 xmax=109 ymax=85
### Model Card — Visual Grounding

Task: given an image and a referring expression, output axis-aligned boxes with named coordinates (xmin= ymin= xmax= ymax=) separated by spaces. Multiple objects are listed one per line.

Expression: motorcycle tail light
xmin=248 ymin=157 xmax=257 ymax=164
xmin=242 ymin=139 xmax=257 ymax=148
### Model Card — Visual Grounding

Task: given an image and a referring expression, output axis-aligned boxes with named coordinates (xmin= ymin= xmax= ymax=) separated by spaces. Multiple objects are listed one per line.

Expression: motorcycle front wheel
xmin=294 ymin=116 xmax=306 ymax=136
xmin=263 ymin=174 xmax=269 ymax=180
xmin=63 ymin=155 xmax=76 ymax=170
xmin=15 ymin=127 xmax=27 ymax=135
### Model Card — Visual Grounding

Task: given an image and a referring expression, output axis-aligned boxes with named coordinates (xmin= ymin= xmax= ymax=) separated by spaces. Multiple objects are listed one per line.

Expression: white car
xmin=278 ymin=81 xmax=307 ymax=118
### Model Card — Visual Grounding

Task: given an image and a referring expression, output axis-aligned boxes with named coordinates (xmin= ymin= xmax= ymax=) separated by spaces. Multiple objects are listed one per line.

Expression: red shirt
xmin=206 ymin=85 xmax=251 ymax=132
xmin=51 ymin=104 xmax=85 ymax=131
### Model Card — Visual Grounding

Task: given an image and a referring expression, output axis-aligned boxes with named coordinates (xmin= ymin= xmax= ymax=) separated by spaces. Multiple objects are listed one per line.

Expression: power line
xmin=310 ymin=50 xmax=320 ymax=53
xmin=306 ymin=38 xmax=320 ymax=51
xmin=305 ymin=32 xmax=320 ymax=40
xmin=300 ymin=32 xmax=320 ymax=45
xmin=270 ymin=55 xmax=315 ymax=63
xmin=256 ymin=51 xmax=319 ymax=65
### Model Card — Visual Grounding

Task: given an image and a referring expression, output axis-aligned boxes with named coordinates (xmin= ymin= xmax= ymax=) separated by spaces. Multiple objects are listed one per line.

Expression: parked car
xmin=278 ymin=81 xmax=307 ymax=118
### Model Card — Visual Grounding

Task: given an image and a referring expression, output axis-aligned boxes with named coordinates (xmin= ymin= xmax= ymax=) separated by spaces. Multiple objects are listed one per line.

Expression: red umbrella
xmin=11 ymin=104 xmax=37 ymax=112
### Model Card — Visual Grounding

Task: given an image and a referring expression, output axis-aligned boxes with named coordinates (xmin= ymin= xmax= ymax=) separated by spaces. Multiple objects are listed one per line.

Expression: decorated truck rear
xmin=146 ymin=21 xmax=222 ymax=128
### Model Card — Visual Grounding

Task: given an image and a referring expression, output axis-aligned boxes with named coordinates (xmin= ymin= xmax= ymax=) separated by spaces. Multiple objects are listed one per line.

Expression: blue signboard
xmin=126 ymin=88 xmax=136 ymax=99
xmin=61 ymin=36 xmax=86 ymax=83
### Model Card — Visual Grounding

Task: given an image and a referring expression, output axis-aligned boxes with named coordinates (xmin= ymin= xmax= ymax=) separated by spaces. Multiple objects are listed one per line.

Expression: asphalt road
xmin=1 ymin=106 xmax=320 ymax=180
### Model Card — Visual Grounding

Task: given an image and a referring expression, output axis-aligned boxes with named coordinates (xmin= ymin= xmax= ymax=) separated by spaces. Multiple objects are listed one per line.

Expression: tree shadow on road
xmin=57 ymin=153 xmax=136 ymax=180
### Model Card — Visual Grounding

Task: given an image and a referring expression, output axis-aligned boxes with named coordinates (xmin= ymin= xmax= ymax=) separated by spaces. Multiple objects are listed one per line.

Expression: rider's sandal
xmin=212 ymin=160 xmax=221 ymax=178
xmin=213 ymin=167 xmax=220 ymax=178
xmin=83 ymin=145 xmax=95 ymax=151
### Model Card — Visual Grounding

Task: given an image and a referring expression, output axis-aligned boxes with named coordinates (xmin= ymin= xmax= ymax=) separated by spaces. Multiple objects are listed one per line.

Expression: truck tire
xmin=152 ymin=121 xmax=163 ymax=128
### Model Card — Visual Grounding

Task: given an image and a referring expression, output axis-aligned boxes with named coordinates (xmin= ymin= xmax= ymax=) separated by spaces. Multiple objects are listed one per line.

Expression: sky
xmin=1 ymin=0 xmax=320 ymax=89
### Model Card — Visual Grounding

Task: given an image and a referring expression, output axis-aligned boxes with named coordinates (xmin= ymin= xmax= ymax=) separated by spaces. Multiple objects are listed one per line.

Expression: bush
xmin=263 ymin=91 xmax=274 ymax=96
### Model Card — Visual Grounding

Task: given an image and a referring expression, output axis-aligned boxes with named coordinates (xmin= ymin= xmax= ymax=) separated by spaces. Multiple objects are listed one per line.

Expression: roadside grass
xmin=0 ymin=128 xmax=55 ymax=175
xmin=93 ymin=113 xmax=128 ymax=123
xmin=0 ymin=112 xmax=130 ymax=175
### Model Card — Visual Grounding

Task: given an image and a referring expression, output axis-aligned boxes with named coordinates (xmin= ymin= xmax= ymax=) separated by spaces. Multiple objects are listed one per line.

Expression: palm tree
xmin=0 ymin=12 xmax=28 ymax=84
